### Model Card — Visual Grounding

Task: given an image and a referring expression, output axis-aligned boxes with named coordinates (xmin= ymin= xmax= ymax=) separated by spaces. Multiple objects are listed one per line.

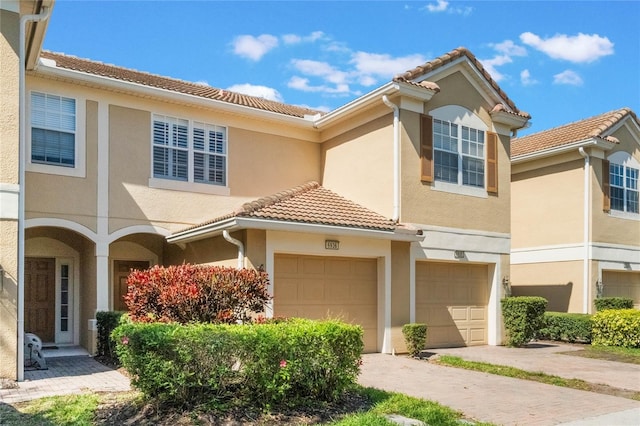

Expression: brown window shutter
xmin=486 ymin=132 xmax=498 ymax=194
xmin=420 ymin=114 xmax=434 ymax=183
xmin=602 ymin=159 xmax=610 ymax=212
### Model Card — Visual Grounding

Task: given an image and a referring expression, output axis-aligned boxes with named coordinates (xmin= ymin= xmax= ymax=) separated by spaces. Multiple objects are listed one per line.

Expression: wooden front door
xmin=114 ymin=260 xmax=150 ymax=312
xmin=25 ymin=257 xmax=56 ymax=342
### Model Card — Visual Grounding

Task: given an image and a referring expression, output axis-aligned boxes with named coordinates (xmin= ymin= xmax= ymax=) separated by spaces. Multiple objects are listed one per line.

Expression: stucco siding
xmin=390 ymin=241 xmax=410 ymax=353
xmin=512 ymin=159 xmax=584 ymax=248
xmin=400 ymin=110 xmax=511 ymax=233
xmin=511 ymin=261 xmax=584 ymax=313
xmin=321 ymin=112 xmax=394 ymax=218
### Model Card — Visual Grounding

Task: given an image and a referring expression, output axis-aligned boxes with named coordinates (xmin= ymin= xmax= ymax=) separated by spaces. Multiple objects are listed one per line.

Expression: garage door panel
xmin=416 ymin=262 xmax=488 ymax=348
xmin=603 ymin=271 xmax=640 ymax=309
xmin=275 ymin=254 xmax=378 ymax=352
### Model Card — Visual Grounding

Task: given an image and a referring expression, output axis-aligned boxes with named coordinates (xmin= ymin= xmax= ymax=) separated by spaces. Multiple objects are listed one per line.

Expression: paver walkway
xmin=359 ymin=342 xmax=640 ymax=426
xmin=0 ymin=356 xmax=130 ymax=404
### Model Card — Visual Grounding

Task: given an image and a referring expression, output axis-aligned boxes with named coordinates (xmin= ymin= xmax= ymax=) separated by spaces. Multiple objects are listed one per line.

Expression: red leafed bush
xmin=125 ymin=264 xmax=271 ymax=324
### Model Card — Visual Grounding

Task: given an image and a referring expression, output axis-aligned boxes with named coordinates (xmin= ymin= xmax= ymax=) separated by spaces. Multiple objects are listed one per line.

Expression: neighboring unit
xmin=1 ymin=0 xmax=530 ymax=380
xmin=511 ymin=108 xmax=640 ymax=312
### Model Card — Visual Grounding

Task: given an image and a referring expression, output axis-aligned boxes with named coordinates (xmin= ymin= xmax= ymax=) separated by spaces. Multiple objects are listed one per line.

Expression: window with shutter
xmin=607 ymin=152 xmax=639 ymax=215
xmin=152 ymin=114 xmax=227 ymax=186
xmin=486 ymin=132 xmax=498 ymax=194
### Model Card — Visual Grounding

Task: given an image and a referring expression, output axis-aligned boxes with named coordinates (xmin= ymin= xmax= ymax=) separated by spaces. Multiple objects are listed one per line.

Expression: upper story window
xmin=433 ymin=119 xmax=485 ymax=188
xmin=152 ymin=115 xmax=227 ymax=186
xmin=421 ymin=105 xmax=498 ymax=197
xmin=607 ymin=152 xmax=639 ymax=215
xmin=31 ymin=92 xmax=76 ymax=167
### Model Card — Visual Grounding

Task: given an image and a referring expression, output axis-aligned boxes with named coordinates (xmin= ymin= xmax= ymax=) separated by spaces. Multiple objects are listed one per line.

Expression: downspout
xmin=223 ymin=230 xmax=244 ymax=269
xmin=18 ymin=6 xmax=51 ymax=382
xmin=382 ymin=95 xmax=400 ymax=222
xmin=578 ymin=147 xmax=590 ymax=313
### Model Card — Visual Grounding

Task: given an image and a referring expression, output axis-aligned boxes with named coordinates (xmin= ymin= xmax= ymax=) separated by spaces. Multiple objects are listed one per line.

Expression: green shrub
xmin=537 ymin=312 xmax=592 ymax=343
xmin=594 ymin=297 xmax=634 ymax=311
xmin=501 ymin=296 xmax=547 ymax=347
xmin=592 ymin=309 xmax=640 ymax=348
xmin=112 ymin=318 xmax=363 ymax=408
xmin=402 ymin=323 xmax=427 ymax=357
xmin=125 ymin=264 xmax=271 ymax=324
xmin=96 ymin=311 xmax=126 ymax=360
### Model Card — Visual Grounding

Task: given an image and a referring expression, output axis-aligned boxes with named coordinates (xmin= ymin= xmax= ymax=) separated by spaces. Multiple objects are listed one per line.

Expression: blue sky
xmin=43 ymin=1 xmax=639 ymax=135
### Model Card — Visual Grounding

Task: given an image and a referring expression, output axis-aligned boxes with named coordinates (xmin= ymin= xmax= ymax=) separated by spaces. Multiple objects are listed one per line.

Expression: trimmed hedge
xmin=96 ymin=311 xmax=126 ymax=360
xmin=112 ymin=318 xmax=363 ymax=408
xmin=501 ymin=296 xmax=547 ymax=347
xmin=594 ymin=297 xmax=634 ymax=311
xmin=402 ymin=323 xmax=427 ymax=357
xmin=537 ymin=312 xmax=592 ymax=343
xmin=592 ymin=309 xmax=640 ymax=348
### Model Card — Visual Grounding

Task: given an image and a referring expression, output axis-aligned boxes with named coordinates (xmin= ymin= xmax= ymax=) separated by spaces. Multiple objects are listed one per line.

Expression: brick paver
xmin=359 ymin=350 xmax=640 ymax=426
xmin=0 ymin=356 xmax=130 ymax=404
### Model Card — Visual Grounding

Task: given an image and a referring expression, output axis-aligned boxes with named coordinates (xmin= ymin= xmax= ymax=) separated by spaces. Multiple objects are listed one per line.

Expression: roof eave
xmin=313 ymin=81 xmax=438 ymax=129
xmin=491 ymin=110 xmax=531 ymax=131
xmin=512 ymin=138 xmax=617 ymax=164
xmin=33 ymin=62 xmax=317 ymax=129
xmin=167 ymin=217 xmax=424 ymax=244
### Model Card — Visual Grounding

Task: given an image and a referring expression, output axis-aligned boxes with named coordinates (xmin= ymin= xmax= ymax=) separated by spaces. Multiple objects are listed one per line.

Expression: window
xmin=152 ymin=115 xmax=227 ymax=186
xmin=421 ymin=105 xmax=498 ymax=195
xmin=433 ymin=119 xmax=485 ymax=187
xmin=608 ymin=155 xmax=639 ymax=214
xmin=30 ymin=92 xmax=76 ymax=167
xmin=60 ymin=264 xmax=69 ymax=332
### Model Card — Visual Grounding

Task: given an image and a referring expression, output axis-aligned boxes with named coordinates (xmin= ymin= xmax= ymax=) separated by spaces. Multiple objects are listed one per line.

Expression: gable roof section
xmin=39 ymin=51 xmax=322 ymax=119
xmin=394 ymin=47 xmax=530 ymax=119
xmin=512 ymin=108 xmax=637 ymax=158
xmin=168 ymin=182 xmax=422 ymax=243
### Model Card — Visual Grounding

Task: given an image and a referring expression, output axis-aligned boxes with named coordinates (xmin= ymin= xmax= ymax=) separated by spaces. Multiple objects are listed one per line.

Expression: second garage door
xmin=416 ymin=262 xmax=488 ymax=348
xmin=274 ymin=254 xmax=378 ymax=352
xmin=603 ymin=271 xmax=640 ymax=309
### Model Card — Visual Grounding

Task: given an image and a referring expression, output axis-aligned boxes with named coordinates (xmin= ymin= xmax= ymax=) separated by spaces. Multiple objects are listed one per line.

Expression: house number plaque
xmin=325 ymin=240 xmax=340 ymax=250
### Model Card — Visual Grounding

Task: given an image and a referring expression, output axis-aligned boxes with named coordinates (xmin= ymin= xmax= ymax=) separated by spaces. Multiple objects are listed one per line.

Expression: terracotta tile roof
xmin=394 ymin=47 xmax=530 ymax=118
xmin=39 ymin=51 xmax=323 ymax=119
xmin=512 ymin=108 xmax=637 ymax=157
xmin=179 ymin=182 xmax=398 ymax=234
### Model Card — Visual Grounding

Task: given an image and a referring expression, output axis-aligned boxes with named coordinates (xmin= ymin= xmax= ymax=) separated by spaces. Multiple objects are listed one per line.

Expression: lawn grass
xmin=0 ymin=393 xmax=98 ymax=426
xmin=0 ymin=386 xmax=493 ymax=425
xmin=434 ymin=355 xmax=640 ymax=401
xmin=563 ymin=345 xmax=640 ymax=365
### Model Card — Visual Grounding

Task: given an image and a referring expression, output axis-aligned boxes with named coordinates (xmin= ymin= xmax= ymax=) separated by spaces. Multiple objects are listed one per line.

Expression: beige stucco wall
xmin=592 ymin=126 xmax=640 ymax=246
xmin=400 ymin=108 xmax=511 ymax=233
xmin=321 ymin=110 xmax=394 ymax=218
xmin=389 ymin=241 xmax=410 ymax=353
xmin=0 ymin=7 xmax=19 ymax=380
xmin=25 ymin=80 xmax=99 ymax=232
xmin=511 ymin=158 xmax=584 ymax=248
xmin=165 ymin=231 xmax=244 ymax=267
xmin=511 ymin=261 xmax=584 ymax=312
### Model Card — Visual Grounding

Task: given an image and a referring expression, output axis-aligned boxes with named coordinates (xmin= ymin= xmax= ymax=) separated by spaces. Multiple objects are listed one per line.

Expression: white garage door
xmin=603 ymin=271 xmax=640 ymax=309
xmin=416 ymin=262 xmax=488 ymax=348
xmin=274 ymin=254 xmax=378 ymax=352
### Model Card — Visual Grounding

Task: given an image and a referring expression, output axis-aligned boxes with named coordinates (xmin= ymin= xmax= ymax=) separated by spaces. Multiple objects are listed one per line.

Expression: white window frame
xmin=608 ymin=151 xmax=640 ymax=220
xmin=27 ymin=90 xmax=86 ymax=178
xmin=55 ymin=258 xmax=74 ymax=344
xmin=149 ymin=114 xmax=230 ymax=195
xmin=430 ymin=105 xmax=489 ymax=198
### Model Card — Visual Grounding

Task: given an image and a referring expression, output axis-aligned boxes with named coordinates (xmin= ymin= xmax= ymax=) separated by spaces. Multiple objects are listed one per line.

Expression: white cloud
xmin=282 ymin=31 xmax=325 ymax=45
xmin=291 ymin=59 xmax=349 ymax=84
xmin=426 ymin=0 xmax=448 ymax=12
xmin=491 ymin=40 xmax=527 ymax=57
xmin=226 ymin=83 xmax=284 ymax=102
xmin=520 ymin=32 xmax=614 ymax=63
xmin=553 ymin=70 xmax=583 ymax=86
xmin=351 ymin=52 xmax=427 ymax=79
xmin=480 ymin=54 xmax=513 ymax=82
xmin=287 ymin=76 xmax=350 ymax=94
xmin=520 ymin=69 xmax=537 ymax=86
xmin=232 ymin=34 xmax=278 ymax=61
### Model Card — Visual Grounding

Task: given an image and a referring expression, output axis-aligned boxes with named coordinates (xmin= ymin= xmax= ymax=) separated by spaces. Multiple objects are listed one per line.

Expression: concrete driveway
xmin=358 ymin=342 xmax=640 ymax=425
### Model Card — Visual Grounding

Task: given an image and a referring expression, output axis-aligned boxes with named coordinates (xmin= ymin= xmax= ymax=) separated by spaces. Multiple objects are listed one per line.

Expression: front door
xmin=114 ymin=260 xmax=150 ymax=311
xmin=25 ymin=257 xmax=56 ymax=342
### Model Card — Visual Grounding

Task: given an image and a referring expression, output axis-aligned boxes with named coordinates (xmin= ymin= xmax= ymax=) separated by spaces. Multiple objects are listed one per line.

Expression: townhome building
xmin=1 ymin=0 xmax=529 ymax=380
